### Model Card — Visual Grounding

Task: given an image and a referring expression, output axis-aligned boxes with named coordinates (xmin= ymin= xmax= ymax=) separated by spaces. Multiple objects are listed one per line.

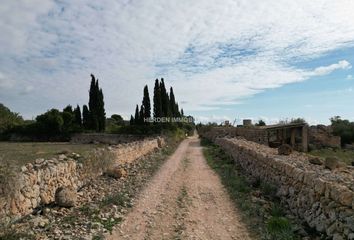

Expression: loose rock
xmin=309 ymin=157 xmax=323 ymax=165
xmin=55 ymin=187 xmax=77 ymax=207
xmin=278 ymin=144 xmax=293 ymax=155
xmin=325 ymin=157 xmax=339 ymax=170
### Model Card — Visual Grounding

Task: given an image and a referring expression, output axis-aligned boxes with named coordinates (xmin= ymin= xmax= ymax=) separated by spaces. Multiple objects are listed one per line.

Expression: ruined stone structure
xmin=309 ymin=125 xmax=341 ymax=149
xmin=261 ymin=123 xmax=309 ymax=152
xmin=0 ymin=137 xmax=164 ymax=223
xmin=200 ymin=123 xmax=340 ymax=153
xmin=205 ymin=135 xmax=354 ymax=238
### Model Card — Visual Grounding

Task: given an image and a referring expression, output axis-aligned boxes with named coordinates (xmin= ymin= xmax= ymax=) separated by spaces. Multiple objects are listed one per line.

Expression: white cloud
xmin=307 ymin=60 xmax=351 ymax=77
xmin=1 ymin=0 xmax=354 ymax=118
xmin=0 ymin=72 xmax=14 ymax=89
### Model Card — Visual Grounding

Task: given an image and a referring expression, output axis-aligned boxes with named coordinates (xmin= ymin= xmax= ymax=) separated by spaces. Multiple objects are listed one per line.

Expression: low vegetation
xmin=330 ymin=116 xmax=354 ymax=145
xmin=201 ymin=138 xmax=300 ymax=240
xmin=310 ymin=148 xmax=354 ymax=165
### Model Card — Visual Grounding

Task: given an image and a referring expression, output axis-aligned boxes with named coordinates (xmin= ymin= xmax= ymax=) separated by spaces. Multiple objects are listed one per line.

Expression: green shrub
xmin=266 ymin=216 xmax=295 ymax=240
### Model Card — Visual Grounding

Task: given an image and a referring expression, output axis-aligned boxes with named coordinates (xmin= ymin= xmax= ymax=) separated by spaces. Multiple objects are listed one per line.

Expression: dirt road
xmin=107 ymin=136 xmax=251 ymax=240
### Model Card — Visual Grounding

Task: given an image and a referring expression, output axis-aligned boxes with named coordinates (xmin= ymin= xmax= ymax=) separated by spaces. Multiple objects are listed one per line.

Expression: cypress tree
xmin=97 ymin=88 xmax=106 ymax=132
xmin=74 ymin=105 xmax=82 ymax=126
xmin=139 ymin=105 xmax=145 ymax=125
xmin=160 ymin=78 xmax=169 ymax=117
xmin=134 ymin=104 xmax=140 ymax=125
xmin=130 ymin=115 xmax=134 ymax=125
xmin=142 ymin=85 xmax=151 ymax=121
xmin=82 ymin=105 xmax=90 ymax=129
xmin=153 ymin=79 xmax=162 ymax=118
xmin=181 ymin=108 xmax=184 ymax=116
xmin=175 ymin=103 xmax=180 ymax=117
xmin=88 ymin=74 xmax=99 ymax=131
xmin=169 ymin=87 xmax=176 ymax=117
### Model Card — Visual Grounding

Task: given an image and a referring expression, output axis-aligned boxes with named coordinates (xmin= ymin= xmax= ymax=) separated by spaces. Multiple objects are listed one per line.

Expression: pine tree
xmin=74 ymin=105 xmax=82 ymax=126
xmin=82 ymin=105 xmax=90 ymax=129
xmin=134 ymin=104 xmax=140 ymax=125
xmin=153 ymin=79 xmax=162 ymax=118
xmin=142 ymin=85 xmax=151 ymax=121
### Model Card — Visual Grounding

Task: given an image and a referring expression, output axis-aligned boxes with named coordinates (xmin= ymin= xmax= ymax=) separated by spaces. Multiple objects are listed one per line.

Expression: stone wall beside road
xmin=0 ymin=137 xmax=165 ymax=223
xmin=210 ymin=136 xmax=354 ymax=239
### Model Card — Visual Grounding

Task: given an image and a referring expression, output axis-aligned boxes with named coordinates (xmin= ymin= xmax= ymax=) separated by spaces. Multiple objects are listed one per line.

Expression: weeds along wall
xmin=210 ymin=137 xmax=354 ymax=239
xmin=0 ymin=137 xmax=165 ymax=223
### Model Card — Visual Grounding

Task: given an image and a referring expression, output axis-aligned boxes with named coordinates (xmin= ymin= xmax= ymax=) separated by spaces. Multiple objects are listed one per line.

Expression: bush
xmin=330 ymin=116 xmax=354 ymax=145
xmin=36 ymin=109 xmax=64 ymax=135
xmin=266 ymin=217 xmax=294 ymax=240
xmin=0 ymin=103 xmax=24 ymax=135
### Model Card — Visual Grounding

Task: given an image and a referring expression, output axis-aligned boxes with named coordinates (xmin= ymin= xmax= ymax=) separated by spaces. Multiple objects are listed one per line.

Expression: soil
xmin=107 ymin=136 xmax=251 ymax=240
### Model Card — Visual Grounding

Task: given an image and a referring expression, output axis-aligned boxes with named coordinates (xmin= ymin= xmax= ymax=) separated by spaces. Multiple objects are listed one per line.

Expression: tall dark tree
xmin=153 ymin=79 xmax=162 ymax=118
xmin=175 ymin=103 xmax=180 ymax=117
xmin=97 ymin=88 xmax=106 ymax=132
xmin=63 ymin=105 xmax=73 ymax=114
xmin=139 ymin=105 xmax=145 ymax=125
xmin=160 ymin=78 xmax=170 ymax=117
xmin=88 ymin=74 xmax=105 ymax=132
xmin=181 ymin=108 xmax=184 ymax=116
xmin=130 ymin=115 xmax=134 ymax=125
xmin=82 ymin=105 xmax=90 ymax=129
xmin=62 ymin=105 xmax=74 ymax=132
xmin=134 ymin=104 xmax=140 ymax=125
xmin=142 ymin=85 xmax=151 ymax=121
xmin=74 ymin=105 xmax=82 ymax=126
xmin=88 ymin=74 xmax=99 ymax=130
xmin=169 ymin=87 xmax=177 ymax=117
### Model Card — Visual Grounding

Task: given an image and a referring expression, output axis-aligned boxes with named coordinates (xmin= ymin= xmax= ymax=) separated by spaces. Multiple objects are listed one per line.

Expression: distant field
xmin=309 ymin=148 xmax=354 ymax=165
xmin=0 ymin=142 xmax=100 ymax=167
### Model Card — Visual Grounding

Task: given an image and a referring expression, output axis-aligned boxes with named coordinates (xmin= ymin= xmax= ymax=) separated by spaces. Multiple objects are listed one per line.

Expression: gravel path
xmin=106 ymin=136 xmax=251 ymax=240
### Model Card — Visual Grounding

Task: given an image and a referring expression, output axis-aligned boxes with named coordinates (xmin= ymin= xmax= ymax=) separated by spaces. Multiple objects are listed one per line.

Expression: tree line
xmin=0 ymin=74 xmax=106 ymax=140
xmin=130 ymin=78 xmax=184 ymax=125
xmin=0 ymin=75 xmax=194 ymax=139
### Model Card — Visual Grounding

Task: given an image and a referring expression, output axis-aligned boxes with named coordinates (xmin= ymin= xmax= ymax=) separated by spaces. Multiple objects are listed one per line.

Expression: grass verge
xmin=201 ymin=138 xmax=299 ymax=240
xmin=309 ymin=148 xmax=354 ymax=165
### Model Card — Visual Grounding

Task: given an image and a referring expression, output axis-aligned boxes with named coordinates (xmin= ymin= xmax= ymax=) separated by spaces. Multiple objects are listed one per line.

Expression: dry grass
xmin=309 ymin=148 xmax=354 ymax=165
xmin=0 ymin=142 xmax=104 ymax=194
xmin=0 ymin=142 xmax=101 ymax=167
xmin=80 ymin=148 xmax=115 ymax=180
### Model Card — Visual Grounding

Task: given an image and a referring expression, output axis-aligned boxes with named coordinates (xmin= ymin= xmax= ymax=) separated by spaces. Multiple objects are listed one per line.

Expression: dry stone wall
xmin=200 ymin=126 xmax=268 ymax=145
xmin=211 ymin=136 xmax=354 ymax=239
xmin=70 ymin=133 xmax=143 ymax=144
xmin=0 ymin=137 xmax=164 ymax=223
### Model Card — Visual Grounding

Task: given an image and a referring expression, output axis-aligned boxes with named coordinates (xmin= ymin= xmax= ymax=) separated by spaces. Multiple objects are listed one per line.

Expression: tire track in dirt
xmin=106 ymin=136 xmax=251 ymax=240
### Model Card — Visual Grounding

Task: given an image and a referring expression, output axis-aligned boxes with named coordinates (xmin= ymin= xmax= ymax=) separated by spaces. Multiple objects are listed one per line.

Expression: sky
xmin=1 ymin=0 xmax=354 ymax=125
